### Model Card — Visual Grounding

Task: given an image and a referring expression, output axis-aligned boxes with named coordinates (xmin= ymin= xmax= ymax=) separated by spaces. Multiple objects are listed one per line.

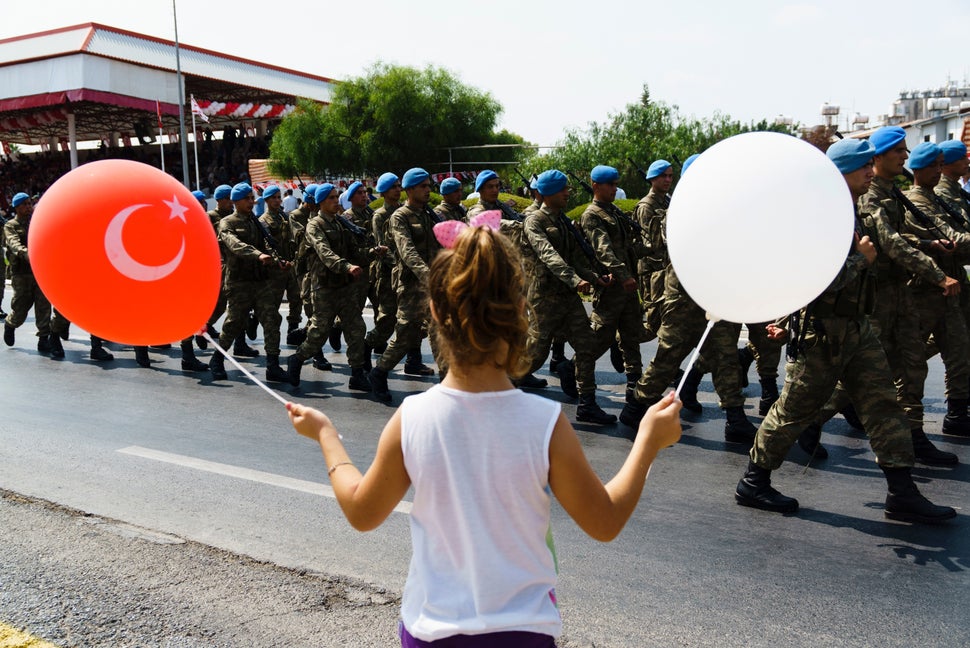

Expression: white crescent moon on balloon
xmin=104 ymin=203 xmax=186 ymax=282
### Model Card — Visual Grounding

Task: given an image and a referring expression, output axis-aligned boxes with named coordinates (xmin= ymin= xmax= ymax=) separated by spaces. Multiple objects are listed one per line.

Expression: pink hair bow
xmin=433 ymin=209 xmax=502 ymax=248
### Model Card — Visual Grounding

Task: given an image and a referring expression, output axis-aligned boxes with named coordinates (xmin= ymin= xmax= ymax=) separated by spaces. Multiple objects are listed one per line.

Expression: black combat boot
xmin=58 ymin=326 xmax=70 ymax=341
xmin=796 ymin=423 xmax=828 ymax=459
xmin=287 ymin=353 xmax=304 ymax=386
xmin=313 ymin=350 xmax=332 ymax=371
xmin=246 ymin=313 xmax=259 ymax=340
xmin=37 ymin=334 xmax=51 ymax=353
xmin=549 ymin=339 xmax=566 ymax=373
xmin=619 ymin=398 xmax=649 ymax=430
xmin=49 ymin=334 xmax=65 ymax=359
xmin=576 ymin=394 xmax=617 ymax=425
xmin=369 ymin=367 xmax=392 ymax=402
xmin=328 ymin=325 xmax=342 ymax=351
xmin=371 ymin=340 xmax=388 ymax=355
xmin=404 ymin=348 xmax=435 ymax=376
xmin=724 ymin=406 xmax=757 ymax=444
xmin=911 ymin=428 xmax=958 ymax=466
xmin=881 ymin=466 xmax=956 ymax=524
xmin=134 ymin=346 xmax=150 ymax=367
xmin=609 ymin=341 xmax=624 ymax=373
xmin=678 ymin=367 xmax=703 ymax=414
xmin=555 ymin=358 xmax=578 ymax=399
xmin=840 ymin=404 xmax=864 ymax=431
xmin=195 ymin=331 xmax=208 ymax=350
xmin=758 ymin=377 xmax=779 ymax=416
xmin=361 ymin=346 xmax=373 ymax=372
xmin=941 ymin=398 xmax=970 ymax=437
xmin=233 ymin=332 xmax=259 ymax=357
xmin=265 ymin=355 xmax=289 ymax=383
xmin=209 ymin=351 xmax=228 ymax=381
xmin=516 ymin=373 xmax=548 ymax=389
xmin=625 ymin=374 xmax=639 ymax=402
xmin=180 ymin=339 xmax=207 ymax=372
xmin=3 ymin=323 xmax=14 ymax=347
xmin=737 ymin=346 xmax=754 ymax=389
xmin=286 ymin=326 xmax=307 ymax=346
xmin=349 ymin=367 xmax=372 ymax=392
xmin=735 ymin=460 xmax=799 ymax=513
xmin=90 ymin=336 xmax=114 ymax=362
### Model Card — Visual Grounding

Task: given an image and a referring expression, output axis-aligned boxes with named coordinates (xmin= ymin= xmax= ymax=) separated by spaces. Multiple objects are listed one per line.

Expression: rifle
xmin=628 ymin=157 xmax=650 ymax=180
xmin=512 ymin=167 xmax=535 ymax=193
xmin=249 ymin=212 xmax=288 ymax=268
xmin=565 ymin=169 xmax=643 ymax=236
xmin=932 ymin=193 xmax=970 ymax=230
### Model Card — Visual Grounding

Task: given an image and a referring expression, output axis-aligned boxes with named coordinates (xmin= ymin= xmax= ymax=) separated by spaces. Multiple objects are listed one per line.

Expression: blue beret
xmin=475 ymin=169 xmax=498 ymax=192
xmin=191 ymin=190 xmax=207 ymax=208
xmin=908 ymin=142 xmax=943 ymax=170
xmin=302 ymin=184 xmax=318 ymax=202
xmin=315 ymin=183 xmax=336 ymax=203
xmin=681 ymin=153 xmax=700 ymax=175
xmin=262 ymin=185 xmax=281 ymax=199
xmin=590 ymin=165 xmax=619 ymax=183
xmin=870 ymin=126 xmax=906 ymax=155
xmin=402 ymin=167 xmax=430 ymax=190
xmin=346 ymin=181 xmax=364 ymax=199
xmin=376 ymin=172 xmax=399 ymax=193
xmin=440 ymin=177 xmax=461 ymax=195
xmin=214 ymin=184 xmax=232 ymax=200
xmin=827 ymin=138 xmax=876 ymax=174
xmin=535 ymin=169 xmax=568 ymax=196
xmin=939 ymin=140 xmax=968 ymax=165
xmin=529 ymin=176 xmax=538 ymax=190
xmin=230 ymin=182 xmax=253 ymax=201
xmin=11 ymin=192 xmax=29 ymax=207
xmin=646 ymin=159 xmax=672 ymax=180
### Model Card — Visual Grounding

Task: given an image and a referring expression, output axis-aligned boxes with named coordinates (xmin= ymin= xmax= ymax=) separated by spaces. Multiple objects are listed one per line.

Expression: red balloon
xmin=28 ymin=160 xmax=221 ymax=345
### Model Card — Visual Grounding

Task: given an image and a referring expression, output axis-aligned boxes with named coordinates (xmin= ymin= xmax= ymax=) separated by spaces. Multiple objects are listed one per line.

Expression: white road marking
xmin=117 ymin=446 xmax=412 ymax=515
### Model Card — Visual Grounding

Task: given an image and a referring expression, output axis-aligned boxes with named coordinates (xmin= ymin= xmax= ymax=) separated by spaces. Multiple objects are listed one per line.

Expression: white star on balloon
xmin=164 ymin=195 xmax=189 ymax=221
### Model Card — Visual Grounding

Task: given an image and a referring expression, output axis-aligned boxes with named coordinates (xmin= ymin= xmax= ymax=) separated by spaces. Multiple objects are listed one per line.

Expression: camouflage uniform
xmin=3 ymin=216 xmax=51 ymax=336
xmin=288 ymin=202 xmax=316 ymax=319
xmin=933 ymin=175 xmax=970 ymax=349
xmin=344 ymin=204 xmax=377 ymax=315
xmin=374 ymin=203 xmax=442 ymax=373
xmin=632 ymin=268 xmax=744 ymax=408
xmin=292 ymin=213 xmax=369 ymax=367
xmin=523 ymin=198 xmax=543 ymax=216
xmin=434 ymin=201 xmax=468 ymax=222
xmin=215 ymin=209 xmax=284 ymax=355
xmin=368 ymin=201 xmax=400 ymax=351
xmin=206 ymin=206 xmax=233 ymax=328
xmin=260 ymin=205 xmax=301 ymax=330
xmin=634 ymin=188 xmax=669 ymax=340
xmin=752 ymin=207 xmax=914 ymax=470
xmin=523 ymin=205 xmax=601 ymax=395
xmin=580 ymin=199 xmax=646 ymax=376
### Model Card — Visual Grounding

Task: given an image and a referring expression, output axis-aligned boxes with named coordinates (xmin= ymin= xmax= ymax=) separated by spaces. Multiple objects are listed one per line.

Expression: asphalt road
xmin=1 ymin=298 xmax=969 ymax=647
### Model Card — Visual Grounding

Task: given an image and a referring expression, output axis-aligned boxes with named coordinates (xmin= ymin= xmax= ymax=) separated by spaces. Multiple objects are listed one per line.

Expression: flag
xmin=156 ymin=100 xmax=163 ymax=130
xmin=190 ymin=95 xmax=209 ymax=123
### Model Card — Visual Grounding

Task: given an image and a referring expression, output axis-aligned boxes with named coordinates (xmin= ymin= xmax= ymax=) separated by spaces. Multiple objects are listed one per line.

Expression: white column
xmin=67 ymin=113 xmax=79 ymax=169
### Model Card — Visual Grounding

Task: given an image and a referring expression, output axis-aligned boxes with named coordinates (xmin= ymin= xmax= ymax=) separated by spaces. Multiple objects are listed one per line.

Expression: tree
xmin=523 ymin=85 xmax=793 ymax=206
xmin=269 ymin=63 xmax=510 ymax=178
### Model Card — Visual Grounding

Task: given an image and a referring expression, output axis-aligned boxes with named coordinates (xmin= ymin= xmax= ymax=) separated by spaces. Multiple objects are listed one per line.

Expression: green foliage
xmin=369 ymin=194 xmax=444 ymax=210
xmin=524 ymin=84 xmax=793 ymax=208
xmin=565 ymin=198 xmax=639 ymax=220
xmin=270 ymin=62 xmax=510 ymax=178
xmin=460 ymin=193 xmax=531 ymax=211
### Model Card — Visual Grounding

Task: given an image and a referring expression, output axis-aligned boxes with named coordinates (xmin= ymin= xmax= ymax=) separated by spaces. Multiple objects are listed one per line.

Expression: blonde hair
xmin=428 ymin=226 xmax=530 ymax=377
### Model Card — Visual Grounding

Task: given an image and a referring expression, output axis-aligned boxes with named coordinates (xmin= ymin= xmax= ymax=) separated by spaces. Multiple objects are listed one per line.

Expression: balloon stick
xmin=674 ymin=318 xmax=716 ymax=399
xmin=202 ymin=330 xmax=289 ymax=407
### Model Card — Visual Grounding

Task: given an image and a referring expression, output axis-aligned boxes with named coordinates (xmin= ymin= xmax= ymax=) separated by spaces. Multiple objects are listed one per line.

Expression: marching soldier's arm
xmin=864 ymin=205 xmax=945 ymax=286
xmin=580 ymin=210 xmax=629 ymax=282
xmin=389 ymin=211 xmax=430 ymax=283
xmin=524 ymin=214 xmax=582 ymax=290
xmin=3 ymin=221 xmax=27 ymax=261
xmin=306 ymin=219 xmax=352 ymax=275
xmin=218 ymin=218 xmax=264 ymax=262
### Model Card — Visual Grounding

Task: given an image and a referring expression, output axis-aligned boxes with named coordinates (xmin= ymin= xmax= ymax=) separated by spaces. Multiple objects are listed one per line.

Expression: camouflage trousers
xmin=817 ymin=282 xmax=927 ymax=429
xmin=913 ymin=289 xmax=969 ymax=401
xmin=296 ymin=281 xmax=366 ymax=368
xmin=633 ymin=273 xmax=743 ymax=408
xmin=376 ymin=277 xmax=436 ymax=373
xmin=590 ymin=282 xmax=643 ymax=376
xmin=300 ymin=272 xmax=313 ymax=318
xmin=283 ymin=266 xmax=303 ymax=328
xmin=752 ymin=315 xmax=914 ymax=470
xmin=217 ymin=278 xmax=284 ymax=356
xmin=526 ymin=289 xmax=598 ymax=396
xmin=638 ymin=268 xmax=666 ymax=342
xmin=5 ymin=273 xmax=51 ymax=336
xmin=365 ymin=264 xmax=397 ymax=350
xmin=744 ymin=320 xmax=784 ymax=381
xmin=208 ymin=264 xmax=228 ymax=329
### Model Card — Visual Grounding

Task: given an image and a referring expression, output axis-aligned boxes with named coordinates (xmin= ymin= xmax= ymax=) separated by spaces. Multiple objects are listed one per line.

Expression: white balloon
xmin=666 ymin=132 xmax=855 ymax=324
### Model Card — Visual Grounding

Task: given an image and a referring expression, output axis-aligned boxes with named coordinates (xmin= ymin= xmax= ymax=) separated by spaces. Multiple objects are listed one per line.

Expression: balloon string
xmin=202 ymin=331 xmax=289 ymax=407
xmin=675 ymin=319 xmax=716 ymax=399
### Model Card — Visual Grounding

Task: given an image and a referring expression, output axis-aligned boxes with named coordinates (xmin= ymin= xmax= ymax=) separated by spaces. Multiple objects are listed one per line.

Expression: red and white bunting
xmin=193 ymin=99 xmax=297 ymax=120
xmin=0 ymin=108 xmax=69 ymax=132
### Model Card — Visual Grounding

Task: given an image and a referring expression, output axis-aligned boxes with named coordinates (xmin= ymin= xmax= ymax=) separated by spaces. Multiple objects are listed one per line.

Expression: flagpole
xmin=157 ymin=100 xmax=165 ymax=173
xmin=190 ymin=94 xmax=200 ymax=190
xmin=173 ymin=0 xmax=190 ymax=188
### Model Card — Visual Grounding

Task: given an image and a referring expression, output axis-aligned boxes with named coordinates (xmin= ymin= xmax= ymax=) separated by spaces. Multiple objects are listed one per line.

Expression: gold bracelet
xmin=328 ymin=461 xmax=354 ymax=476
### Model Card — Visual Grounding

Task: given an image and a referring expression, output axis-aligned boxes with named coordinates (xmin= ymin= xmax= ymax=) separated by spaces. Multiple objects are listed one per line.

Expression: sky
xmin=4 ymin=0 xmax=970 ymax=147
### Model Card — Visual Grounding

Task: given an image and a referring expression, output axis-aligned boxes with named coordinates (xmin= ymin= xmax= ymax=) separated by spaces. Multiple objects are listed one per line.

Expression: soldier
xmin=434 ymin=178 xmax=468 ymax=222
xmin=287 ymin=183 xmax=316 ymax=341
xmin=737 ymin=324 xmax=784 ymax=415
xmin=734 ymin=137 xmax=956 ymax=524
xmin=207 ymin=182 xmax=291 ymax=384
xmin=260 ymin=185 xmax=303 ymax=343
xmin=803 ymin=127 xmax=961 ymax=464
xmin=369 ymin=168 xmax=443 ymax=402
xmin=368 ymin=173 xmax=402 ymax=357
xmin=580 ymin=165 xmax=646 ymax=399
xmin=286 ymin=183 xmax=376 ymax=391
xmin=634 ymin=159 xmax=674 ymax=341
xmin=523 ymin=169 xmax=616 ymax=425
xmin=3 ymin=192 xmax=53 ymax=354
xmin=522 ymin=175 xmax=542 ymax=215
xmin=935 ymin=140 xmax=970 ymax=357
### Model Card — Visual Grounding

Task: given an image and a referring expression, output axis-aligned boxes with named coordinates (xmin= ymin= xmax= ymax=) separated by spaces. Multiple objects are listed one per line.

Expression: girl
xmin=288 ymin=219 xmax=681 ymax=647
